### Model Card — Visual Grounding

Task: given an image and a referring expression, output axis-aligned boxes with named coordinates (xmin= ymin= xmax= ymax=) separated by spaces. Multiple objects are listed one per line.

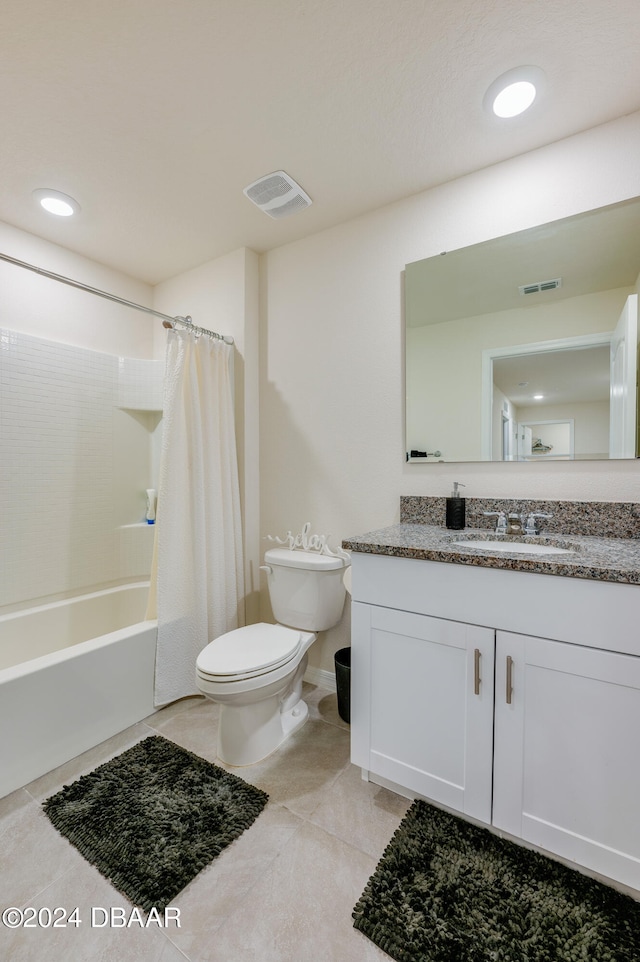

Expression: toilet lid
xmin=196 ymin=623 xmax=302 ymax=678
xmin=264 ymin=547 xmax=346 ymax=570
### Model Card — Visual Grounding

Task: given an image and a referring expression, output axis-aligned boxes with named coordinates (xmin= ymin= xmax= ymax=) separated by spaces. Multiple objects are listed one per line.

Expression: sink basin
xmin=453 ymin=539 xmax=577 ymax=556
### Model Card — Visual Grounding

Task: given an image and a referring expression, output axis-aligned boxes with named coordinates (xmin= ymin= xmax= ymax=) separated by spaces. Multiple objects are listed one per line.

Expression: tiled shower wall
xmin=0 ymin=328 xmax=164 ymax=610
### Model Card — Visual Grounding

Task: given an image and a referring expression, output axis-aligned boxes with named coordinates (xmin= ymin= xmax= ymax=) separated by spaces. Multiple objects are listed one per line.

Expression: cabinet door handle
xmin=506 ymin=655 xmax=514 ymax=705
xmin=473 ymin=648 xmax=481 ymax=695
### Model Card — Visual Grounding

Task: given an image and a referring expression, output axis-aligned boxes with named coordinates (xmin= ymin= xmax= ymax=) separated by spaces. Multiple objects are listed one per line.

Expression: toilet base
xmin=197 ymin=635 xmax=316 ymax=767
xmin=217 ymin=694 xmax=309 ymax=767
xmin=281 ymin=696 xmax=309 ymax=739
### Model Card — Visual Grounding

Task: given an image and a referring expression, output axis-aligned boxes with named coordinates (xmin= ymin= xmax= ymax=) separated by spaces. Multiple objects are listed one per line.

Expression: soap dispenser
xmin=445 ymin=482 xmax=466 ymax=530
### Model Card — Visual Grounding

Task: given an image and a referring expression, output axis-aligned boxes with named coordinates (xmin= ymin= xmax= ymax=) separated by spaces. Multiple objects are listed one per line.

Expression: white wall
xmin=0 ymin=221 xmax=155 ymax=357
xmin=261 ymin=110 xmax=640 ymax=673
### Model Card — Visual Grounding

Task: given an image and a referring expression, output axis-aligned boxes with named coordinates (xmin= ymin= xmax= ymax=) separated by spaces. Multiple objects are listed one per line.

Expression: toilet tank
xmin=263 ymin=548 xmax=348 ymax=631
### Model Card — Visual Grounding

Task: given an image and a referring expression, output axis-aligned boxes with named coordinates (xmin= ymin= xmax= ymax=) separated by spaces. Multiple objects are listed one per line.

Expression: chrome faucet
xmin=523 ymin=512 xmax=553 ymax=535
xmin=483 ymin=510 xmax=507 ymax=534
xmin=506 ymin=513 xmax=524 ymax=535
xmin=484 ymin=509 xmax=553 ymax=536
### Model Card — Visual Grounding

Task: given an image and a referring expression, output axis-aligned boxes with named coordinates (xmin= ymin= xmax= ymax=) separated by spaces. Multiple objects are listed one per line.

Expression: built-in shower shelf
xmin=118 ymin=523 xmax=156 ymax=530
xmin=117 ymin=407 xmax=163 ymax=431
xmin=117 ymin=406 xmax=162 ymax=412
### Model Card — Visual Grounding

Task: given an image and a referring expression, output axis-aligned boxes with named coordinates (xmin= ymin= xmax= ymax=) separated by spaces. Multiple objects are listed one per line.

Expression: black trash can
xmin=334 ymin=647 xmax=351 ymax=724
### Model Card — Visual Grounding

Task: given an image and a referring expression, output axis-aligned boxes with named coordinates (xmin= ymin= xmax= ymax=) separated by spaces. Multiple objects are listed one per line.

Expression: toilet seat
xmin=196 ymin=623 xmax=302 ymax=682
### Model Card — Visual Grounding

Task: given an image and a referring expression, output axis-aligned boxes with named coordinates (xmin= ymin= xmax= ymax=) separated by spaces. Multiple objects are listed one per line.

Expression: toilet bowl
xmin=196 ymin=623 xmax=316 ymax=766
xmin=196 ymin=546 xmax=349 ymax=766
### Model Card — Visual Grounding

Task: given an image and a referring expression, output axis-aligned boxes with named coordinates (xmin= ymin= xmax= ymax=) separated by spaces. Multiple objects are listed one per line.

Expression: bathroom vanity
xmin=343 ymin=498 xmax=640 ymax=892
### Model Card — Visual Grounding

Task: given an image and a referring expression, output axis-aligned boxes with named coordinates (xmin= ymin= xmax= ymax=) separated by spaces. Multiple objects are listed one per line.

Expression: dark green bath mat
xmin=43 ymin=735 xmax=268 ymax=911
xmin=353 ymin=799 xmax=640 ymax=962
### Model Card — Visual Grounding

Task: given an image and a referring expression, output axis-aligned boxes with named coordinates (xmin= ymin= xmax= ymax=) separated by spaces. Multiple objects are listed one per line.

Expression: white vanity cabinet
xmin=350 ymin=551 xmax=640 ymax=890
xmin=351 ymin=602 xmax=495 ymax=824
xmin=493 ymin=630 xmax=640 ymax=889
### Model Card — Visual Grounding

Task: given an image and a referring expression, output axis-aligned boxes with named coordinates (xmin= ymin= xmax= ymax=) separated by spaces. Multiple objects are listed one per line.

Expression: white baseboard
xmin=303 ymin=665 xmax=336 ymax=692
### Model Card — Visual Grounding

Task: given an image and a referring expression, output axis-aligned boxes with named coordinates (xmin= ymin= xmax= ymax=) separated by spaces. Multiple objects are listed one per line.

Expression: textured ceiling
xmin=2 ymin=0 xmax=640 ymax=284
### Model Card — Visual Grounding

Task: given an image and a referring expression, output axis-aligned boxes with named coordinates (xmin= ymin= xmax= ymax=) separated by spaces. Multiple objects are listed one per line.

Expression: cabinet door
xmin=351 ymin=602 xmax=495 ymax=824
xmin=494 ymin=631 xmax=640 ymax=889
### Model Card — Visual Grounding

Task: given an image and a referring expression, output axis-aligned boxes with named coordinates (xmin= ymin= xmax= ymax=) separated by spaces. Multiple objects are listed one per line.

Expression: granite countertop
xmin=342 ymin=523 xmax=640 ymax=585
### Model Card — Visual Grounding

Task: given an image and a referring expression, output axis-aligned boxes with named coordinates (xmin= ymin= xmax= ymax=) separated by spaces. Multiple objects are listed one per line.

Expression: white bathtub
xmin=0 ymin=583 xmax=157 ymax=798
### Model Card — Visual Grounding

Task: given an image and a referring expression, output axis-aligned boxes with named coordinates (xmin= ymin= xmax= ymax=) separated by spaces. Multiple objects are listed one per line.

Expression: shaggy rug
xmin=353 ymin=799 xmax=640 ymax=962
xmin=43 ymin=735 xmax=268 ymax=911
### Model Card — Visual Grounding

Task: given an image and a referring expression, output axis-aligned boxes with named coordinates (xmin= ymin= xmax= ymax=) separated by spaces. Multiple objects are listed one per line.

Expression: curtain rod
xmin=0 ymin=252 xmax=234 ymax=344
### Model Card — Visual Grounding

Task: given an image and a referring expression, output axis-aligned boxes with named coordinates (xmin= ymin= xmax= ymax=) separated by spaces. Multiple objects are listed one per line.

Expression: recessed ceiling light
xmin=533 ymin=394 xmax=544 ymax=400
xmin=33 ymin=188 xmax=80 ymax=217
xmin=483 ymin=66 xmax=545 ymax=119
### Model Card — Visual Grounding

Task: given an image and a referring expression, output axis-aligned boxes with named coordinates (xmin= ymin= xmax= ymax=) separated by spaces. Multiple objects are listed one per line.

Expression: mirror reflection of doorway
xmin=609 ymin=293 xmax=639 ymax=458
xmin=519 ymin=419 xmax=574 ymax=460
xmin=484 ymin=294 xmax=638 ymax=461
xmin=501 ymin=413 xmax=511 ymax=461
xmin=485 ymin=334 xmax=611 ymax=461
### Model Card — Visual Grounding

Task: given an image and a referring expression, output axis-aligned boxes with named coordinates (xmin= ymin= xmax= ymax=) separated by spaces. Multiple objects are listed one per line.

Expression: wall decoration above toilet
xmin=266 ymin=521 xmax=351 ymax=561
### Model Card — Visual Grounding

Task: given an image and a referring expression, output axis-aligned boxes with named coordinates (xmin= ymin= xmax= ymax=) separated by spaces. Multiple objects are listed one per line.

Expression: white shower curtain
xmin=148 ymin=329 xmax=244 ymax=706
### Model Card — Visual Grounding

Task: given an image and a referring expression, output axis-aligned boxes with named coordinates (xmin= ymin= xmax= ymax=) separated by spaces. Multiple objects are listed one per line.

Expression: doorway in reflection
xmin=489 ymin=341 xmax=608 ymax=461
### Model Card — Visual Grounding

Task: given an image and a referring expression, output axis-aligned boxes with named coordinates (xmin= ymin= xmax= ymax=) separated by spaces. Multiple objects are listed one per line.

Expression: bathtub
xmin=0 ymin=583 xmax=157 ymax=799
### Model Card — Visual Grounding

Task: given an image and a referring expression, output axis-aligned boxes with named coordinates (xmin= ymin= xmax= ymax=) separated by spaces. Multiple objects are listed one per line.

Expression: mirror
xmin=405 ymin=197 xmax=640 ymax=462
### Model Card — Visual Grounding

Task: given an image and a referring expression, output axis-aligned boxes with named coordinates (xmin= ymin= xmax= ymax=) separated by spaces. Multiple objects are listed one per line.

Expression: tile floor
xmin=0 ymin=684 xmax=410 ymax=962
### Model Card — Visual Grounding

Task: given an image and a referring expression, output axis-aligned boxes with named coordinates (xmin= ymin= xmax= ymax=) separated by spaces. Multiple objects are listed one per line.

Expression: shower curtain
xmin=148 ymin=329 xmax=244 ymax=706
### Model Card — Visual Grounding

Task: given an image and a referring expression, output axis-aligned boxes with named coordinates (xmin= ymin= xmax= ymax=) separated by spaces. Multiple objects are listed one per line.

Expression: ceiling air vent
xmin=243 ymin=170 xmax=312 ymax=219
xmin=518 ymin=278 xmax=562 ymax=296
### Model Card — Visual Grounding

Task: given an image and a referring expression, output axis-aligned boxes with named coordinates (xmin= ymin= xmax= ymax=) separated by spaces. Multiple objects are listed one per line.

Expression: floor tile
xmin=145 ymin=698 xmax=220 ymax=763
xmin=0 ymin=857 xmax=187 ymax=962
xmin=167 ymin=804 xmax=304 ymax=957
xmin=167 ymin=820 xmax=388 ymax=962
xmin=0 ymin=787 xmax=33 ymax=834
xmin=303 ymin=682 xmax=350 ymax=731
xmin=234 ymin=718 xmax=351 ymax=817
xmin=308 ymin=761 xmax=411 ymax=858
xmin=0 ymin=802 xmax=85 ymax=909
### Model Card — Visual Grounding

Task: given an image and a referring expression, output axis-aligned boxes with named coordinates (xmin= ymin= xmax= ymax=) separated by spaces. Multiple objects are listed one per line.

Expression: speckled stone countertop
xmin=342 ymin=498 xmax=640 ymax=585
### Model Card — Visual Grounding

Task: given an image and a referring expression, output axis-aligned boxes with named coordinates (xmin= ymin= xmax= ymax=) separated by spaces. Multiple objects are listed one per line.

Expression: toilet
xmin=196 ymin=546 xmax=350 ymax=766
